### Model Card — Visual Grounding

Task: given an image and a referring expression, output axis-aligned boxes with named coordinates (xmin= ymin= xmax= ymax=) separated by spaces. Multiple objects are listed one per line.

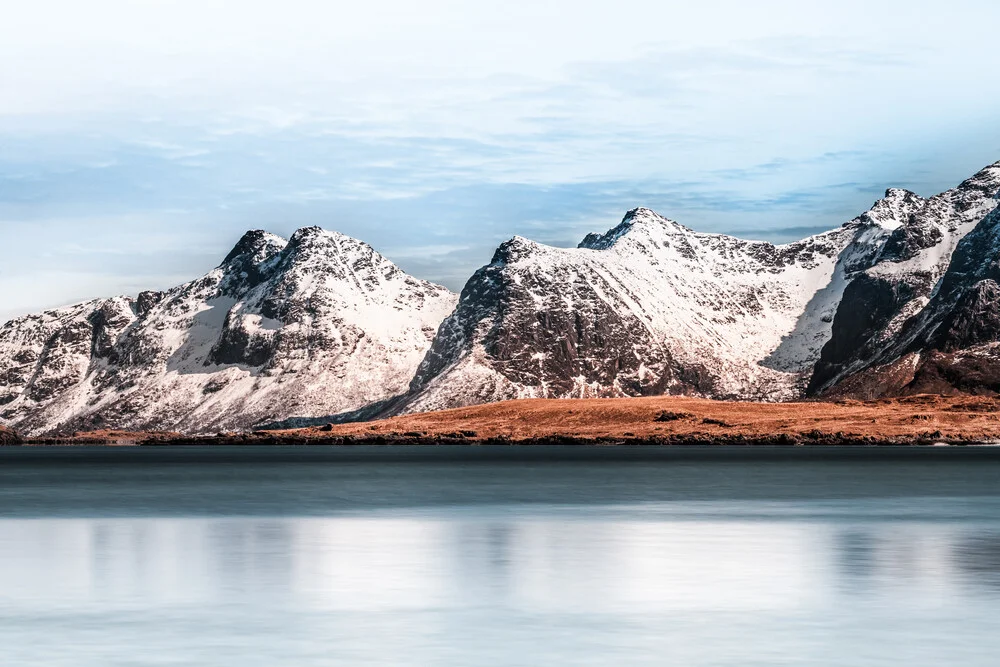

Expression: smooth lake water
xmin=2 ymin=447 xmax=1000 ymax=666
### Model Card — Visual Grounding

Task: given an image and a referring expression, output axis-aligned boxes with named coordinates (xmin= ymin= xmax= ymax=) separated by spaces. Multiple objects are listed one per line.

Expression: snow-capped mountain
xmin=0 ymin=227 xmax=457 ymax=435
xmin=403 ymin=162 xmax=1000 ymax=412
xmin=813 ymin=163 xmax=1000 ymax=397
xmin=3 ymin=162 xmax=1000 ymax=436
xmin=401 ymin=211 xmax=875 ymax=411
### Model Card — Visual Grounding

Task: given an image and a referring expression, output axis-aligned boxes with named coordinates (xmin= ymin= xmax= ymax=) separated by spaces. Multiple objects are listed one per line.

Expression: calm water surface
xmin=2 ymin=448 xmax=1000 ymax=666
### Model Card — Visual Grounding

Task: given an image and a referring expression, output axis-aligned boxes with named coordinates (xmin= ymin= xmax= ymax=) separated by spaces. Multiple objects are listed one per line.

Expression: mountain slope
xmin=402 ymin=162 xmax=1000 ymax=413
xmin=0 ymin=227 xmax=457 ymax=435
xmin=402 ymin=209 xmax=888 ymax=412
xmin=818 ymin=201 xmax=1000 ymax=397
xmin=810 ymin=162 xmax=1000 ymax=396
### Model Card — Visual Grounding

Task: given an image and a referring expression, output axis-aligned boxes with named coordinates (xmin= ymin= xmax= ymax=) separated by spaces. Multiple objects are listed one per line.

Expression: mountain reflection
xmin=954 ymin=535 xmax=1000 ymax=590
xmin=1 ymin=514 xmax=998 ymax=613
xmin=3 ymin=461 xmax=1000 ymax=665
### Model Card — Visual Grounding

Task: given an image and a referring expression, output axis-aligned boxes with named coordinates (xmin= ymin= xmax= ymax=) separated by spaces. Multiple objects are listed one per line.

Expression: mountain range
xmin=2 ymin=161 xmax=999 ymax=436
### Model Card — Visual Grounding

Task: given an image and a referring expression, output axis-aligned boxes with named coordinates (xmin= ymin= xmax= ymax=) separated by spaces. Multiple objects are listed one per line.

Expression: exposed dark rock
xmin=654 ymin=410 xmax=694 ymax=422
xmin=880 ymin=219 xmax=943 ymax=262
xmin=932 ymin=280 xmax=1000 ymax=351
xmin=0 ymin=426 xmax=21 ymax=445
xmin=135 ymin=291 xmax=165 ymax=317
xmin=809 ymin=275 xmax=916 ymax=392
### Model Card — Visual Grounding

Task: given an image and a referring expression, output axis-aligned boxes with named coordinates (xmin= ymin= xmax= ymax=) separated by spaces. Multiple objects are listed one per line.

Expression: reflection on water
xmin=1 ymin=457 xmax=1000 ymax=665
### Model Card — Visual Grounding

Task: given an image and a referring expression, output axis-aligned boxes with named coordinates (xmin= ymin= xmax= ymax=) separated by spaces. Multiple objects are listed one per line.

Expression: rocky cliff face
xmin=809 ymin=163 xmax=1000 ymax=397
xmin=0 ymin=228 xmax=456 ymax=435
xmin=816 ymin=205 xmax=1000 ymax=398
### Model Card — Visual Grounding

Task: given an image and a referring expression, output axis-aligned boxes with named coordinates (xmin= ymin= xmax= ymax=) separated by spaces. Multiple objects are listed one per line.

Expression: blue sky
xmin=3 ymin=0 xmax=1000 ymax=321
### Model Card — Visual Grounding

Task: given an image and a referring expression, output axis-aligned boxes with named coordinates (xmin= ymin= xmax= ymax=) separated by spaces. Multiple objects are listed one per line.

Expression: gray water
xmin=2 ymin=448 xmax=1000 ymax=666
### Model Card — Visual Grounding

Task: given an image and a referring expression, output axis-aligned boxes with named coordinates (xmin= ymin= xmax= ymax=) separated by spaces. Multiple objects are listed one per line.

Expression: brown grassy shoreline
xmin=9 ymin=395 xmax=1000 ymax=447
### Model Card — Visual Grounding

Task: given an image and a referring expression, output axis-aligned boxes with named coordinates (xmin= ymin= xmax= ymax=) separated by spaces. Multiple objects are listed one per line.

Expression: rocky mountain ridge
xmin=2 ymin=161 xmax=1000 ymax=435
xmin=0 ymin=227 xmax=456 ymax=435
xmin=809 ymin=163 xmax=1000 ymax=396
xmin=398 ymin=162 xmax=999 ymax=413
xmin=401 ymin=209 xmax=869 ymax=413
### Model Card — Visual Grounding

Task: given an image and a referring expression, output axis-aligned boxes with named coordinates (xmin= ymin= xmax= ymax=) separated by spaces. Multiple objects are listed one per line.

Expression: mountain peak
xmin=221 ymin=230 xmax=287 ymax=266
xmin=218 ymin=230 xmax=288 ymax=293
xmin=579 ymin=207 xmax=691 ymax=250
xmin=623 ymin=207 xmax=691 ymax=231
xmin=945 ymin=161 xmax=1000 ymax=203
xmin=623 ymin=206 xmax=659 ymax=220
xmin=884 ymin=187 xmax=917 ymax=200
xmin=857 ymin=188 xmax=925 ymax=230
xmin=491 ymin=236 xmax=544 ymax=265
xmin=282 ymin=226 xmax=373 ymax=265
xmin=287 ymin=225 xmax=343 ymax=247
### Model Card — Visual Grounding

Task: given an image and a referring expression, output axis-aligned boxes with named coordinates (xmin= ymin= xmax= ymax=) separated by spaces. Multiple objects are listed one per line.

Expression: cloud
xmin=2 ymin=5 xmax=1000 ymax=319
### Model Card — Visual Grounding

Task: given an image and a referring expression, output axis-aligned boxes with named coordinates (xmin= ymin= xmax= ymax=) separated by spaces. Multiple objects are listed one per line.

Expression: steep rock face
xmin=820 ymin=202 xmax=1000 ymax=398
xmin=403 ymin=207 xmax=895 ymax=412
xmin=0 ymin=228 xmax=456 ymax=435
xmin=811 ymin=162 xmax=1000 ymax=396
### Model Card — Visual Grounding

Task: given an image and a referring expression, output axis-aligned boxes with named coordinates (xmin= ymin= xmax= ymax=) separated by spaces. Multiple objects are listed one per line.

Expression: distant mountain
xmin=401 ymin=162 xmax=1000 ymax=413
xmin=3 ymin=162 xmax=1000 ymax=436
xmin=0 ymin=227 xmax=456 ymax=435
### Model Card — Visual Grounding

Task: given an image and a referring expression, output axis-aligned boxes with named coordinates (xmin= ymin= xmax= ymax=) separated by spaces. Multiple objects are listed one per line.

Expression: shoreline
xmin=10 ymin=394 xmax=1000 ymax=452
xmin=5 ymin=442 xmax=1000 ymax=464
xmin=15 ymin=433 xmax=1000 ymax=448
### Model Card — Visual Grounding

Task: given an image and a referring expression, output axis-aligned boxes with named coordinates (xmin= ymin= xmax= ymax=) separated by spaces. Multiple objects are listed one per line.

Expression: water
xmin=2 ymin=447 xmax=1000 ymax=666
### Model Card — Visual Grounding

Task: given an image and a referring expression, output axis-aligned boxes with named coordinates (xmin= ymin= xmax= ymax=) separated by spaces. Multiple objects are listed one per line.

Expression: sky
xmin=2 ymin=0 xmax=1000 ymax=322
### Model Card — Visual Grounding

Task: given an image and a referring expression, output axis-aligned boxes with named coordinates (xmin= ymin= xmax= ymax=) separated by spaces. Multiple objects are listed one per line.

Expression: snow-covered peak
xmin=281 ymin=226 xmax=365 ymax=265
xmin=858 ymin=188 xmax=926 ymax=231
xmin=621 ymin=206 xmax=691 ymax=232
xmin=491 ymin=236 xmax=547 ymax=265
xmin=221 ymin=230 xmax=287 ymax=266
xmin=265 ymin=227 xmax=453 ymax=311
xmin=866 ymin=162 xmax=1000 ymax=278
xmin=219 ymin=230 xmax=288 ymax=294
xmin=286 ymin=225 xmax=346 ymax=248
xmin=282 ymin=226 xmax=388 ymax=268
xmin=578 ymin=207 xmax=692 ymax=250
xmin=954 ymin=161 xmax=1000 ymax=198
xmin=810 ymin=162 xmax=1000 ymax=395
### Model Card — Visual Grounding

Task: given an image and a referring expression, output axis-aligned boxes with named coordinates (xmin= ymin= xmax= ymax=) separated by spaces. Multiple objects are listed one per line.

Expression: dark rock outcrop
xmin=0 ymin=426 xmax=20 ymax=445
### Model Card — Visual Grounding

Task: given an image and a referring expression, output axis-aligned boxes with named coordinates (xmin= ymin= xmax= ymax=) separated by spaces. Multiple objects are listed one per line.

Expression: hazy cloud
xmin=2 ymin=1 xmax=1000 ymax=320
